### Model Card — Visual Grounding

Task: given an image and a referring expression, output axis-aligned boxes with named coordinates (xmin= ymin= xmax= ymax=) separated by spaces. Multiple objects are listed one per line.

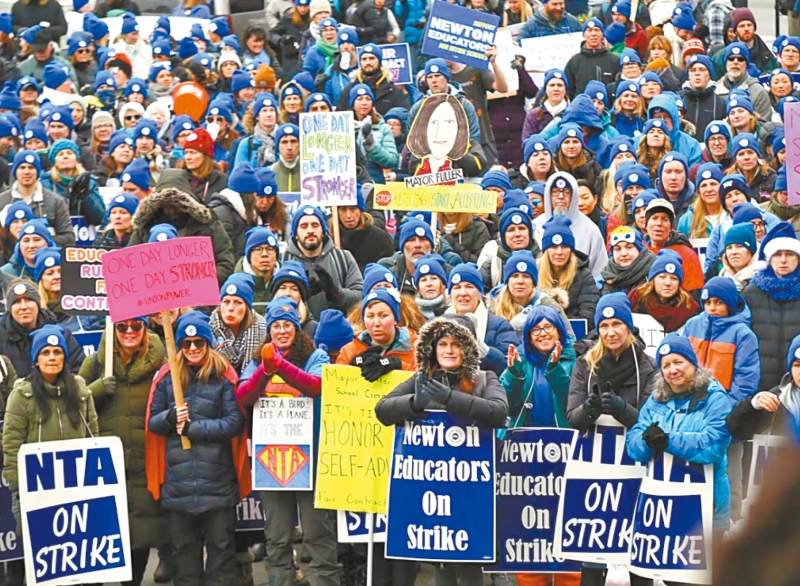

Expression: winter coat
xmin=612 ymin=112 xmax=644 ymax=138
xmin=337 ymin=327 xmax=417 ymax=371
xmin=600 ymin=247 xmax=655 ymax=295
xmin=646 ymin=231 xmax=705 ymax=292
xmin=523 ymin=108 xmax=559 ymax=147
xmin=12 ymin=0 xmax=67 ymax=38
xmin=683 ymin=301 xmax=760 ymax=401
xmin=0 ymin=312 xmax=85 ymax=378
xmin=726 ymin=373 xmax=794 ymax=440
xmin=564 ymin=42 xmax=620 ymax=98
xmin=634 ymin=95 xmax=703 ymax=168
xmin=321 ymin=54 xmax=358 ymax=108
xmin=80 ymin=332 xmax=168 ymax=549
xmin=468 ymin=302 xmax=519 ymax=376
xmin=0 ymin=255 xmax=34 ymax=281
xmin=336 ymin=68 xmax=410 ymax=116
xmin=271 ymin=159 xmax=301 ymax=192
xmin=443 ymin=221 xmax=491 ymax=265
xmin=40 ymin=174 xmax=106 ymax=226
xmin=566 ymin=339 xmax=655 ymax=430
xmin=626 ymin=376 xmax=732 ymax=531
xmin=208 ymin=189 xmax=257 ymax=259
xmin=547 ymin=254 xmax=599 ymax=321
xmin=704 ymin=208 xmax=779 ymax=272
xmin=233 ymin=257 xmax=275 ymax=314
xmin=339 ymin=222 xmax=395 ymax=272
xmin=713 ymin=73 xmax=773 ymax=122
xmin=185 ymin=169 xmax=227 ymax=205
xmin=628 ymin=286 xmax=701 ymax=332
xmin=677 ymin=206 xmax=723 ymax=238
xmin=93 ymin=228 xmax=131 ymax=249
xmin=394 ymin=0 xmax=426 ymax=45
xmin=147 ymin=366 xmax=244 ymax=513
xmin=234 ymin=131 xmax=276 ymax=169
xmin=271 ymin=11 xmax=310 ymax=79
xmin=356 ymin=117 xmax=399 ymax=183
xmin=682 ymin=82 xmax=726 ymax=141
xmin=0 ymin=356 xmax=17 ymax=422
xmin=519 ymin=7 xmax=582 ymax=39
xmin=19 ymin=54 xmax=78 ymax=87
xmin=378 ymin=252 xmax=453 ymax=296
xmin=479 ymin=239 xmax=542 ymax=290
xmin=746 ymin=167 xmax=777 ymax=202
xmin=346 ymin=0 xmax=382 ymax=44
xmin=0 ymin=185 xmax=75 ymax=247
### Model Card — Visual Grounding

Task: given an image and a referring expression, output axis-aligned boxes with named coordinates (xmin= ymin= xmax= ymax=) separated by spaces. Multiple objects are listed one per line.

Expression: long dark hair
xmin=254 ymin=328 xmax=315 ymax=368
xmin=29 ymin=367 xmax=84 ymax=430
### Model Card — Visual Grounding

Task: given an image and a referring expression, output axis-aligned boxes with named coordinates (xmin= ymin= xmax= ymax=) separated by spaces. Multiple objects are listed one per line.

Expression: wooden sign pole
xmin=103 ymin=316 xmax=114 ymax=379
xmin=162 ymin=312 xmax=191 ymax=450
xmin=332 ymin=205 xmax=342 ymax=249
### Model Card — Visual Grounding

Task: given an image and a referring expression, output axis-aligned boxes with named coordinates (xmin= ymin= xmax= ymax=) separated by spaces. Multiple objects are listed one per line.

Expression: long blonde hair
xmin=489 ymin=286 xmax=534 ymax=323
xmin=601 ymin=158 xmax=626 ymax=216
xmin=502 ymin=0 xmax=532 ymax=25
xmin=537 ymin=249 xmax=578 ymax=292
xmin=114 ymin=327 xmax=151 ymax=366
xmin=440 ymin=213 xmax=473 ymax=235
xmin=613 ymin=94 xmax=646 ymax=119
xmin=636 ymin=132 xmax=673 ymax=180
xmin=175 ymin=346 xmax=231 ymax=389
xmin=584 ymin=331 xmax=636 ymax=373
xmin=688 ymin=193 xmax=721 ymax=238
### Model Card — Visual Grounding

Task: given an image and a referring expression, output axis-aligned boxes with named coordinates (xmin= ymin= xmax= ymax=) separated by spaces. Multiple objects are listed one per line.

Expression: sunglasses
xmin=125 ymin=115 xmax=142 ymax=121
xmin=115 ymin=321 xmax=144 ymax=333
xmin=75 ymin=48 xmax=91 ymax=55
xmin=206 ymin=116 xmax=226 ymax=123
xmin=728 ymin=56 xmax=747 ymax=63
xmin=179 ymin=338 xmax=207 ymax=351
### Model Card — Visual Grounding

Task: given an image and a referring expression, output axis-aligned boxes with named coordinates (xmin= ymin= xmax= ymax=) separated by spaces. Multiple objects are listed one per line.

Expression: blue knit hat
xmin=16 ymin=76 xmax=39 ymax=94
xmin=280 ymin=83 xmax=301 ymax=102
xmin=149 ymin=62 xmax=171 ymax=83
xmin=758 ymin=220 xmax=800 ymax=263
xmin=176 ymin=311 xmax=214 ymax=346
xmin=521 ymin=306 xmax=569 ymax=362
xmin=584 ymin=80 xmax=608 ymax=106
xmin=686 ymin=54 xmax=713 ymax=75
xmin=266 ymin=296 xmax=302 ymax=330
xmin=619 ymin=50 xmax=642 ymax=68
xmin=424 ymin=58 xmax=450 ymax=80
xmin=704 ymin=121 xmax=731 ymax=144
xmin=221 ymin=273 xmax=256 ymax=308
xmin=724 ymin=222 xmax=757 ymax=254
xmin=205 ymin=99 xmax=232 ymax=124
xmin=348 ymin=83 xmax=375 ymax=108
xmin=523 ymin=134 xmax=553 ymax=164
xmin=648 ymin=249 xmax=684 ymax=282
xmin=671 ymin=2 xmax=696 ymax=31
xmin=362 ymin=286 xmax=401 ymax=322
xmin=107 ymin=192 xmax=139 ymax=217
xmin=30 ymin=324 xmax=69 ymax=363
xmin=192 ymin=52 xmax=213 ymax=69
xmin=786 ymin=333 xmax=800 ymax=371
xmin=727 ymin=95 xmax=754 ymax=116
xmin=244 ymin=227 xmax=279 ymax=261
xmin=725 ymin=42 xmax=750 ymax=63
xmin=291 ymin=205 xmax=329 ymax=238
xmin=18 ymin=219 xmax=53 ymax=245
xmin=732 ymin=133 xmax=760 ymax=158
xmin=360 ymin=42 xmax=383 ymax=64
xmin=542 ymin=215 xmax=575 ymax=251
xmin=315 ymin=309 xmax=354 ymax=351
xmin=612 ymin=0 xmax=632 ymax=17
xmin=124 ymin=77 xmax=148 ymax=101
xmin=220 ymin=35 xmax=240 ymax=52
xmin=12 ymin=149 xmax=41 ymax=178
xmin=23 ymin=118 xmax=47 ymax=146
xmin=275 ymin=123 xmax=299 ymax=149
xmin=3 ymin=200 xmax=34 ymax=228
xmin=270 ymin=260 xmax=310 ymax=299
xmin=206 ymin=15 xmax=229 ymax=37
xmin=337 ymin=26 xmax=358 ymax=45
xmin=33 ymin=246 xmax=60 ymax=283
xmin=719 ymin=174 xmax=751 ymax=211
xmin=93 ymin=71 xmax=117 ymax=92
xmin=656 ymin=332 xmax=698 ymax=368
xmin=620 ymin=164 xmax=652 ymax=192
xmin=120 ymin=159 xmax=150 ymax=192
xmin=304 ymin=92 xmax=333 ymax=111
xmin=0 ymin=13 xmax=12 ymax=34
xmin=608 ymin=136 xmax=635 ymax=161
xmin=502 ymin=190 xmax=534 ymax=218
xmin=605 ymin=22 xmax=626 ymax=46
xmin=555 ymin=124 xmax=583 ymax=151
xmin=695 ymin=162 xmax=724 ymax=185
xmin=177 ymin=37 xmax=198 ymax=60
xmin=189 ymin=22 xmax=207 ymax=43
xmin=171 ymin=114 xmax=195 ymax=142
xmin=413 ymin=254 xmax=448 ymax=288
xmin=731 ymin=202 xmax=762 ymax=225
xmin=642 ymin=118 xmax=668 ymax=137
xmin=362 ymin=263 xmax=398 ymax=294
xmin=254 ymin=93 xmax=279 ymax=119
xmin=84 ymin=13 xmax=109 ymax=40
xmin=582 ymin=17 xmax=605 ymax=33
xmin=149 ymin=223 xmax=178 ymax=242
xmin=231 ymin=70 xmax=255 ymax=95
xmin=701 ymin=276 xmax=739 ymax=315
xmin=108 ymin=130 xmax=134 ymax=157
xmin=775 ymin=164 xmax=787 ymax=192
xmin=449 ymin=262 xmax=485 ymax=293
xmin=151 ymin=37 xmax=170 ymax=58
xmin=256 ymin=167 xmax=279 ymax=197
xmin=45 ymin=61 xmax=73 ymax=93
xmin=481 ymin=169 xmax=512 ymax=192
xmin=543 ymin=68 xmax=568 ymax=91
xmin=502 ymin=251 xmax=537 ymax=286
xmin=778 ymin=96 xmax=800 ymax=121
xmin=317 ymin=16 xmax=338 ymax=33
xmin=499 ymin=207 xmax=533 ymax=249
xmin=228 ymin=161 xmax=260 ymax=193
xmin=399 ymin=220 xmax=434 ymax=250
xmin=639 ymin=70 xmax=663 ymax=88
xmin=594 ymin=291 xmax=634 ymax=331
xmin=657 ymin=151 xmax=688 ymax=180
xmin=609 ymin=225 xmax=644 ymax=252
xmin=133 ymin=118 xmax=158 ymax=142
xmin=120 ymin=11 xmax=138 ymax=35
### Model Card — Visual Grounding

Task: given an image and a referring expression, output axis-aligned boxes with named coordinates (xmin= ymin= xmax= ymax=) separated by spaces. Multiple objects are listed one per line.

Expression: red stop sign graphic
xmin=375 ymin=190 xmax=392 ymax=206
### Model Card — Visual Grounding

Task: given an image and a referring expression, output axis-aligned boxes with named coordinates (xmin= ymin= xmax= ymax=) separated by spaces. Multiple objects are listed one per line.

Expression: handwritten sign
xmin=337 ymin=511 xmax=387 ymax=543
xmin=358 ymin=43 xmax=412 ymax=85
xmin=315 ymin=365 xmax=409 ymax=513
xmin=421 ymin=1 xmax=500 ymax=70
xmin=101 ymin=237 xmax=219 ymax=322
xmin=519 ymin=33 xmax=582 ymax=73
xmin=373 ymin=183 xmax=496 ymax=213
xmin=253 ymin=396 xmax=314 ymax=491
xmin=299 ymin=111 xmax=357 ymax=207
xmin=785 ymin=101 xmax=800 ymax=205
xmin=61 ymin=247 xmax=109 ymax=316
xmin=19 ymin=437 xmax=131 ymax=585
xmin=633 ymin=313 xmax=666 ymax=358
xmin=404 ymin=169 xmax=464 ymax=188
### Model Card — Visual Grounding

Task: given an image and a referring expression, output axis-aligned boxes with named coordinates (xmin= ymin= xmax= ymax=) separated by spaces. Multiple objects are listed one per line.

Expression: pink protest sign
xmin=786 ymin=101 xmax=800 ymax=205
xmin=102 ymin=237 xmax=219 ymax=322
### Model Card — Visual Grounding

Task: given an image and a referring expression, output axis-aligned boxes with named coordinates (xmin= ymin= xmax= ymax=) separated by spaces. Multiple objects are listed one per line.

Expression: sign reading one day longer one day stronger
xmin=421 ymin=1 xmax=500 ymax=70
xmin=299 ymin=111 xmax=357 ymax=207
xmin=101 ymin=237 xmax=219 ymax=322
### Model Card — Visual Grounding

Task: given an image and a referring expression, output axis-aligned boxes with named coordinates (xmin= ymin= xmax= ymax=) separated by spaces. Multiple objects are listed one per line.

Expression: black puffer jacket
xmin=336 ymin=68 xmax=410 ymax=116
xmin=0 ymin=311 xmax=85 ymax=378
xmin=207 ymin=189 xmax=257 ymax=259
xmin=682 ymin=83 xmax=726 ymax=141
xmin=345 ymin=0 xmax=382 ymax=44
xmin=339 ymin=223 xmax=395 ymax=272
xmin=544 ymin=252 xmax=600 ymax=321
xmin=442 ymin=221 xmax=491 ymax=265
xmin=564 ymin=43 xmax=619 ymax=98
xmin=726 ymin=374 xmax=792 ymax=441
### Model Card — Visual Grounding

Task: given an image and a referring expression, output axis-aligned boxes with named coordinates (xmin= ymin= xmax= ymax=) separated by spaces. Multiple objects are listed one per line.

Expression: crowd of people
xmin=0 ymin=0 xmax=797 ymax=584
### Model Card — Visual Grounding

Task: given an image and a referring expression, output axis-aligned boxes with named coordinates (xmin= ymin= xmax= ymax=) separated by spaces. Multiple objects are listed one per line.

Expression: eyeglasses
xmin=115 ymin=321 xmax=144 ymax=333
xmin=270 ymin=322 xmax=294 ymax=333
xmin=707 ymin=136 xmax=727 ymax=143
xmin=530 ymin=323 xmax=556 ymax=336
xmin=551 ymin=188 xmax=571 ymax=197
xmin=124 ymin=115 xmax=141 ymax=122
xmin=750 ymin=220 xmax=766 ymax=229
xmin=728 ymin=56 xmax=747 ymax=63
xmin=179 ymin=338 xmax=207 ymax=350
xmin=251 ymin=246 xmax=276 ymax=256
xmin=206 ymin=116 xmax=226 ymax=124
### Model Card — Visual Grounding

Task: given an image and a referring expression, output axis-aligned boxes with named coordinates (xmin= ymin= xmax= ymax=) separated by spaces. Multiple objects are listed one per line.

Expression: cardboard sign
xmin=61 ymin=247 xmax=109 ymax=317
xmin=74 ymin=331 xmax=103 ymax=357
xmin=19 ymin=437 xmax=132 ymax=585
xmin=385 ymin=411 xmax=496 ymax=563
xmin=102 ymin=237 xmax=219 ymax=322
xmin=299 ymin=111 xmax=357 ymax=207
xmin=553 ymin=416 xmax=645 ymax=565
xmin=373 ymin=183 xmax=496 ymax=214
xmin=315 ymin=365 xmax=409 ymax=513
xmin=632 ymin=313 xmax=666 ymax=358
xmin=785 ymin=101 xmax=800 ymax=205
xmin=421 ymin=1 xmax=500 ymax=71
xmin=629 ymin=453 xmax=714 ymax=585
xmin=337 ymin=511 xmax=387 ymax=543
xmin=404 ymin=169 xmax=464 ymax=188
xmin=358 ymin=43 xmax=412 ymax=85
xmin=236 ymin=495 xmax=266 ymax=532
xmin=519 ymin=33 xmax=582 ymax=73
xmin=484 ymin=428 xmax=581 ymax=574
xmin=746 ymin=434 xmax=788 ymax=514
xmin=0 ymin=473 xmax=21 ymax=562
xmin=252 ymin=396 xmax=315 ymax=491
xmin=71 ymin=216 xmax=98 ymax=247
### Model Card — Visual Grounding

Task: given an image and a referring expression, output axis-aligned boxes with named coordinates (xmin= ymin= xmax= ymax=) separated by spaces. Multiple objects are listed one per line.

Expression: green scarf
xmin=316 ymin=37 xmax=339 ymax=71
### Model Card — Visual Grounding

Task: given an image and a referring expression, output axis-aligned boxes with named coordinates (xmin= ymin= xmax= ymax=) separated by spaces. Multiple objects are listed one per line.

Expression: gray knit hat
xmin=5 ymin=279 xmax=40 ymax=309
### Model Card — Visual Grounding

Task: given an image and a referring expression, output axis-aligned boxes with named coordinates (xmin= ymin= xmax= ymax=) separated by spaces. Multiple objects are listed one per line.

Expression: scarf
xmin=416 ymin=295 xmax=447 ymax=320
xmin=149 ymin=81 xmax=176 ymax=99
xmin=543 ymin=100 xmax=567 ymax=118
xmin=280 ymin=155 xmax=299 ymax=169
xmin=593 ymin=342 xmax=640 ymax=394
xmin=751 ymin=266 xmax=800 ymax=302
xmin=254 ymin=125 xmax=276 ymax=167
xmin=601 ymin=247 xmax=655 ymax=293
xmin=315 ymin=36 xmax=339 ymax=71
xmin=209 ymin=310 xmax=266 ymax=374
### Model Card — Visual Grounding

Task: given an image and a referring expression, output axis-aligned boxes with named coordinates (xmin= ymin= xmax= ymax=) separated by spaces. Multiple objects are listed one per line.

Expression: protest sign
xmin=404 ymin=169 xmax=464 ymax=188
xmin=237 ymin=494 xmax=266 ymax=532
xmin=74 ymin=331 xmax=104 ymax=357
xmin=632 ymin=313 xmax=665 ymax=358
xmin=629 ymin=453 xmax=714 ymax=585
xmin=492 ymin=28 xmax=520 ymax=93
xmin=746 ymin=434 xmax=788 ymax=514
xmin=337 ymin=511 xmax=388 ymax=543
xmin=0 ymin=473 xmax=21 ymax=562
xmin=690 ymin=238 xmax=709 ymax=269
xmin=315 ymin=365 xmax=409 ymax=514
xmin=554 ymin=416 xmax=645 ymax=565
xmin=421 ymin=1 xmax=500 ymax=70
xmin=385 ymin=411 xmax=496 ymax=563
xmin=101 ymin=237 xmax=219 ymax=323
xmin=71 ymin=217 xmax=98 ymax=247
xmin=19 ymin=437 xmax=131 ymax=585
xmin=519 ymin=33 xmax=582 ymax=73
xmin=373 ymin=183 xmax=496 ymax=214
xmin=785 ymin=101 xmax=800 ymax=205
xmin=358 ymin=43 xmax=412 ymax=85
xmin=61 ymin=247 xmax=109 ymax=316
xmin=299 ymin=111 xmax=357 ymax=207
xmin=252 ymin=395 xmax=315 ymax=491
xmin=569 ymin=319 xmax=588 ymax=341
xmin=485 ymin=428 xmax=581 ymax=574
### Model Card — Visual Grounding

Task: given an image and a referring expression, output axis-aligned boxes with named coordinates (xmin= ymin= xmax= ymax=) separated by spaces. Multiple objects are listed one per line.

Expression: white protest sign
xmin=19 ymin=437 xmax=132 ymax=586
xmin=519 ymin=32 xmax=582 ymax=87
xmin=746 ymin=434 xmax=788 ymax=515
xmin=299 ymin=111 xmax=357 ymax=207
xmin=492 ymin=28 xmax=520 ymax=93
xmin=690 ymin=238 xmax=709 ymax=270
xmin=633 ymin=313 xmax=666 ymax=358
xmin=337 ymin=511 xmax=388 ymax=543
xmin=252 ymin=396 xmax=315 ymax=491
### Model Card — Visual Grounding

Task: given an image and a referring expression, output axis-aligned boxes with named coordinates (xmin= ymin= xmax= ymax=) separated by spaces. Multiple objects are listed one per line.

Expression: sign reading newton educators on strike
xmin=629 ymin=453 xmax=714 ymax=585
xmin=252 ymin=396 xmax=315 ymax=491
xmin=485 ymin=428 xmax=581 ymax=574
xmin=101 ymin=237 xmax=219 ymax=322
xmin=315 ymin=365 xmax=409 ymax=514
xmin=337 ymin=511 xmax=388 ymax=543
xmin=373 ymin=183 xmax=496 ymax=214
xmin=358 ymin=43 xmax=412 ymax=85
xmin=554 ymin=416 xmax=645 ymax=565
xmin=0 ymin=472 xmax=21 ymax=562
xmin=421 ymin=1 xmax=499 ymax=70
xmin=299 ymin=111 xmax=357 ymax=207
xmin=61 ymin=247 xmax=109 ymax=316
xmin=385 ymin=411 xmax=496 ymax=563
xmin=19 ymin=437 xmax=132 ymax=586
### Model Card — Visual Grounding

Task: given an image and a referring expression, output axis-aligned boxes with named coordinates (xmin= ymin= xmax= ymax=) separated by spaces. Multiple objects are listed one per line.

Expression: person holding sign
xmin=146 ymin=311 xmax=248 ymax=586
xmin=627 ymin=333 xmax=733 ymax=535
xmin=349 ymin=83 xmax=400 ymax=183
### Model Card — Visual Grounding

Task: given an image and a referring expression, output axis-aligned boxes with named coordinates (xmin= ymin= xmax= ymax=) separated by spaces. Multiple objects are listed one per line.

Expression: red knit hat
xmin=731 ymin=7 xmax=756 ymax=31
xmin=182 ymin=127 xmax=214 ymax=158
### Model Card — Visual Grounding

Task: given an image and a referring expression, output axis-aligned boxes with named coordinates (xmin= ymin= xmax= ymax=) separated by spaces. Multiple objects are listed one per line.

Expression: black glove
xmin=584 ymin=388 xmax=602 ymax=420
xmin=361 ymin=354 xmax=402 ymax=382
xmin=602 ymin=392 xmax=626 ymax=417
xmin=411 ymin=20 xmax=426 ymax=28
xmin=642 ymin=422 xmax=669 ymax=451
xmin=313 ymin=266 xmax=339 ymax=301
xmin=102 ymin=375 xmax=116 ymax=395
xmin=180 ymin=421 xmax=192 ymax=436
xmin=278 ymin=35 xmax=293 ymax=46
xmin=413 ymin=371 xmax=430 ymax=410
xmin=308 ymin=271 xmax=324 ymax=297
xmin=422 ymin=378 xmax=451 ymax=405
xmin=361 ymin=119 xmax=374 ymax=148
xmin=69 ymin=172 xmax=92 ymax=201
xmin=350 ymin=344 xmax=382 ymax=367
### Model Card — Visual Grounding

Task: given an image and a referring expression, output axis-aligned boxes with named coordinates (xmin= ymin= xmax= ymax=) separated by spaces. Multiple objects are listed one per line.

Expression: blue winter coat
xmin=703 ymin=209 xmax=780 ymax=272
xmin=626 ymin=379 xmax=732 ymax=531
xmin=634 ymin=94 xmax=702 ymax=167
xmin=302 ymin=45 xmax=328 ymax=77
xmin=147 ymin=370 xmax=245 ymax=514
xmin=612 ymin=112 xmax=644 ymax=138
xmin=325 ymin=68 xmax=354 ymax=111
xmin=41 ymin=175 xmax=106 ymax=226
xmin=519 ymin=7 xmax=582 ymax=39
xmin=394 ymin=0 xmax=426 ymax=45
xmin=171 ymin=2 xmax=210 ymax=17
xmin=545 ymin=95 xmax=612 ymax=165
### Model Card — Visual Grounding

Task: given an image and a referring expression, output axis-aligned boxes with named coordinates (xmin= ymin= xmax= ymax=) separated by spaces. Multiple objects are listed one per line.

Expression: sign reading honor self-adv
xmin=299 ymin=111 xmax=357 ymax=207
xmin=19 ymin=437 xmax=131 ymax=586
xmin=421 ymin=1 xmax=499 ymax=70
xmin=385 ymin=411 xmax=495 ymax=563
xmin=253 ymin=396 xmax=315 ymax=491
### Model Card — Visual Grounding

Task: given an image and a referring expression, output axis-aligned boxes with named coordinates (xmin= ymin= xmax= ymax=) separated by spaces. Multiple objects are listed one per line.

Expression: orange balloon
xmin=172 ymin=82 xmax=209 ymax=123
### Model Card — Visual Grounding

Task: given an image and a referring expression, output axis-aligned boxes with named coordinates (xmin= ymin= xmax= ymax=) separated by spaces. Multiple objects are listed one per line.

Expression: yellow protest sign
xmin=315 ymin=365 xmax=413 ymax=514
xmin=372 ymin=182 xmax=496 ymax=214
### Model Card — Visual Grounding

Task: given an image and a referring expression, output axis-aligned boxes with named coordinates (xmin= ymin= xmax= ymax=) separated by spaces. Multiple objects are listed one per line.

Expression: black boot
xmin=580 ymin=566 xmax=607 ymax=586
xmin=153 ymin=556 xmax=174 ymax=583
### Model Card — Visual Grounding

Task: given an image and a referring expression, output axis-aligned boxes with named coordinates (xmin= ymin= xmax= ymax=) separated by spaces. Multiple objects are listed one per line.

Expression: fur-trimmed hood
xmin=651 ymin=365 xmax=712 ymax=404
xmin=415 ymin=317 xmax=480 ymax=382
xmin=133 ymin=187 xmax=216 ymax=230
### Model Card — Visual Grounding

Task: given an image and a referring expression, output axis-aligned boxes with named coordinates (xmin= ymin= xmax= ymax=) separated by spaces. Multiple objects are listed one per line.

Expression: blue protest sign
xmin=71 ymin=216 xmax=98 ymax=247
xmin=629 ymin=453 xmax=713 ymax=584
xmin=569 ymin=319 xmax=587 ymax=341
xmin=19 ymin=437 xmax=132 ymax=585
xmin=0 ymin=474 xmax=22 ymax=562
xmin=237 ymin=494 xmax=266 ymax=532
xmin=385 ymin=411 xmax=495 ymax=562
xmin=74 ymin=330 xmax=104 ymax=357
xmin=484 ymin=428 xmax=580 ymax=573
xmin=421 ymin=2 xmax=500 ymax=71
xmin=553 ymin=416 xmax=645 ymax=565
xmin=358 ymin=43 xmax=412 ymax=85
xmin=337 ymin=511 xmax=387 ymax=543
